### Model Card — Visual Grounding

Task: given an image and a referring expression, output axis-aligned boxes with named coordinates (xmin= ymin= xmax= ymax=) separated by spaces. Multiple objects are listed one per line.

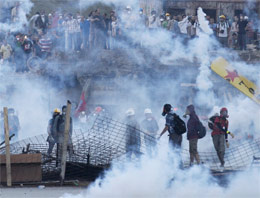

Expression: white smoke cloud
xmin=60 ymin=145 xmax=260 ymax=198
xmin=0 ymin=0 xmax=33 ymax=32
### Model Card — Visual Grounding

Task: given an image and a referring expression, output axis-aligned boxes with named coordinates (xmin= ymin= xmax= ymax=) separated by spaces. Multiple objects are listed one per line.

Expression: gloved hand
xmin=230 ymin=132 xmax=235 ymax=138
xmin=226 ymin=141 xmax=230 ymax=148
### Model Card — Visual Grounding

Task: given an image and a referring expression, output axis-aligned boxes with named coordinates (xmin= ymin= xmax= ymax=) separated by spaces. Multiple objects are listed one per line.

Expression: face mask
xmin=160 ymin=18 xmax=164 ymax=22
xmin=221 ymin=111 xmax=228 ymax=118
xmin=140 ymin=12 xmax=143 ymax=15
xmin=153 ymin=14 xmax=156 ymax=17
xmin=167 ymin=17 xmax=170 ymax=20
xmin=128 ymin=11 xmax=131 ymax=14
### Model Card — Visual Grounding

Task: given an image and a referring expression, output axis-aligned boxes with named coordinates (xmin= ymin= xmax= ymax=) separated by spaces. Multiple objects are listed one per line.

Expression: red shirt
xmin=211 ymin=116 xmax=229 ymax=136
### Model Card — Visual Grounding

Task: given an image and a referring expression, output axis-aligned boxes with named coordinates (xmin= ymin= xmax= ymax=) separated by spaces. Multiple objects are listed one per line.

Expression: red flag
xmin=75 ymin=92 xmax=86 ymax=117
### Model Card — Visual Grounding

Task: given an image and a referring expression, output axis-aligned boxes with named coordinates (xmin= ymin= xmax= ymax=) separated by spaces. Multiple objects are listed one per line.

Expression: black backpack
xmin=198 ymin=121 xmax=206 ymax=139
xmin=208 ymin=115 xmax=218 ymax=130
xmin=173 ymin=115 xmax=187 ymax=135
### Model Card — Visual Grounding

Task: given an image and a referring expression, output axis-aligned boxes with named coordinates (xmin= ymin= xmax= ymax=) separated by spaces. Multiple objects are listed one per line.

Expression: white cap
xmin=144 ymin=108 xmax=152 ymax=114
xmin=126 ymin=108 xmax=135 ymax=116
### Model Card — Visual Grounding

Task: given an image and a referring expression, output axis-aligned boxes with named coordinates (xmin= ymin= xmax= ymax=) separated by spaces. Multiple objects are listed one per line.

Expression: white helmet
xmin=126 ymin=108 xmax=135 ymax=116
xmin=126 ymin=5 xmax=132 ymax=10
xmin=144 ymin=108 xmax=152 ymax=114
xmin=80 ymin=111 xmax=86 ymax=116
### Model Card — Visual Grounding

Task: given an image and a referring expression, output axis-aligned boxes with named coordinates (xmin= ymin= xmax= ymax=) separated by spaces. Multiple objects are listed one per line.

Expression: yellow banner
xmin=211 ymin=57 xmax=260 ymax=105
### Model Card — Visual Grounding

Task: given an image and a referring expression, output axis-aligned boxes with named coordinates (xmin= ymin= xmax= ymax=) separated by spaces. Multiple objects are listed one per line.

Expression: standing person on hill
xmin=217 ymin=15 xmax=230 ymax=47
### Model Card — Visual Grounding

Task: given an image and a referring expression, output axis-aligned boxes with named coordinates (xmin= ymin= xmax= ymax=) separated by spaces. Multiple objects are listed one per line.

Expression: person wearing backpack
xmin=184 ymin=105 xmax=200 ymax=165
xmin=158 ymin=104 xmax=186 ymax=148
xmin=211 ymin=107 xmax=231 ymax=169
xmin=47 ymin=108 xmax=61 ymax=156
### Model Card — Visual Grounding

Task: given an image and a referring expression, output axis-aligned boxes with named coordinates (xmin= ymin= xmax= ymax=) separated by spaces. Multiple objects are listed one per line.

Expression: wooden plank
xmin=60 ymin=100 xmax=72 ymax=185
xmin=4 ymin=107 xmax=12 ymax=187
xmin=0 ymin=153 xmax=42 ymax=164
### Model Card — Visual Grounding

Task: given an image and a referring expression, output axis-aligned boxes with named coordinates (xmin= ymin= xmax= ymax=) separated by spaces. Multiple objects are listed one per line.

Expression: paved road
xmin=0 ymin=187 xmax=85 ymax=198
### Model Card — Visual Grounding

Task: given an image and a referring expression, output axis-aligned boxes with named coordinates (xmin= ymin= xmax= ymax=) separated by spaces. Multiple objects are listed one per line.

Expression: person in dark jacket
xmin=159 ymin=104 xmax=182 ymax=148
xmin=237 ymin=15 xmax=248 ymax=50
xmin=53 ymin=105 xmax=73 ymax=157
xmin=211 ymin=107 xmax=229 ymax=168
xmin=184 ymin=105 xmax=200 ymax=165
xmin=125 ymin=108 xmax=141 ymax=160
xmin=47 ymin=108 xmax=61 ymax=155
xmin=141 ymin=108 xmax=159 ymax=154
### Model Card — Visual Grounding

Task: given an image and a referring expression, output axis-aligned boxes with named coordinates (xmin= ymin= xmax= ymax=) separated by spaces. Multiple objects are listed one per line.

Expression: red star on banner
xmin=224 ymin=69 xmax=239 ymax=82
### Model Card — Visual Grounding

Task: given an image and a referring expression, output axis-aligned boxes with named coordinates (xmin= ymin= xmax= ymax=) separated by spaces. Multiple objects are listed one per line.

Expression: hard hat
xmin=139 ymin=8 xmax=143 ymax=12
xmin=219 ymin=15 xmax=226 ymax=19
xmin=126 ymin=108 xmax=135 ymax=116
xmin=166 ymin=13 xmax=170 ymax=16
xmin=54 ymin=108 xmax=61 ymax=113
xmin=144 ymin=108 xmax=152 ymax=114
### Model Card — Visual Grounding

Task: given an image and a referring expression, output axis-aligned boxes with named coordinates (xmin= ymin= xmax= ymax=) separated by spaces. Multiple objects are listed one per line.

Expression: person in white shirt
xmin=217 ymin=15 xmax=230 ymax=47
xmin=178 ymin=15 xmax=189 ymax=37
xmin=148 ymin=10 xmax=160 ymax=30
xmin=230 ymin=16 xmax=239 ymax=48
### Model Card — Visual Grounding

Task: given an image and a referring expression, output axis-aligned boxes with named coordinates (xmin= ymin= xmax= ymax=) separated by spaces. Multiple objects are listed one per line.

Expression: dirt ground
xmin=0 ymin=187 xmax=85 ymax=198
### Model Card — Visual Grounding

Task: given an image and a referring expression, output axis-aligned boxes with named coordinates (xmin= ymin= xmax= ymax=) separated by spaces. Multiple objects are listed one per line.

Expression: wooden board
xmin=211 ymin=57 xmax=260 ymax=105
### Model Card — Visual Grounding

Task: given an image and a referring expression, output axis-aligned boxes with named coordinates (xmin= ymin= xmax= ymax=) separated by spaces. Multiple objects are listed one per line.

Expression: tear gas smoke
xmin=0 ymin=0 xmax=259 ymax=196
xmin=60 ymin=145 xmax=260 ymax=198
xmin=0 ymin=0 xmax=33 ymax=32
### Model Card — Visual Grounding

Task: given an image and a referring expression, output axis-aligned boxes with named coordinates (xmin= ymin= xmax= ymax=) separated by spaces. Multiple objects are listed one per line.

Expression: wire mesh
xmin=0 ymin=115 xmax=259 ymax=183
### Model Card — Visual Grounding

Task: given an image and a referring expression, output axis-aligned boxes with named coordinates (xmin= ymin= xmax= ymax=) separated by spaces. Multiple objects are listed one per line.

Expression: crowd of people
xmin=0 ymin=4 xmax=259 ymax=72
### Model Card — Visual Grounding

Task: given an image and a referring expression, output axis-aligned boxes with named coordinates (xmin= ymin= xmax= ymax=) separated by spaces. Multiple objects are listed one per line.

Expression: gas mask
xmin=221 ymin=111 xmax=228 ymax=118
xmin=162 ymin=108 xmax=167 ymax=116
